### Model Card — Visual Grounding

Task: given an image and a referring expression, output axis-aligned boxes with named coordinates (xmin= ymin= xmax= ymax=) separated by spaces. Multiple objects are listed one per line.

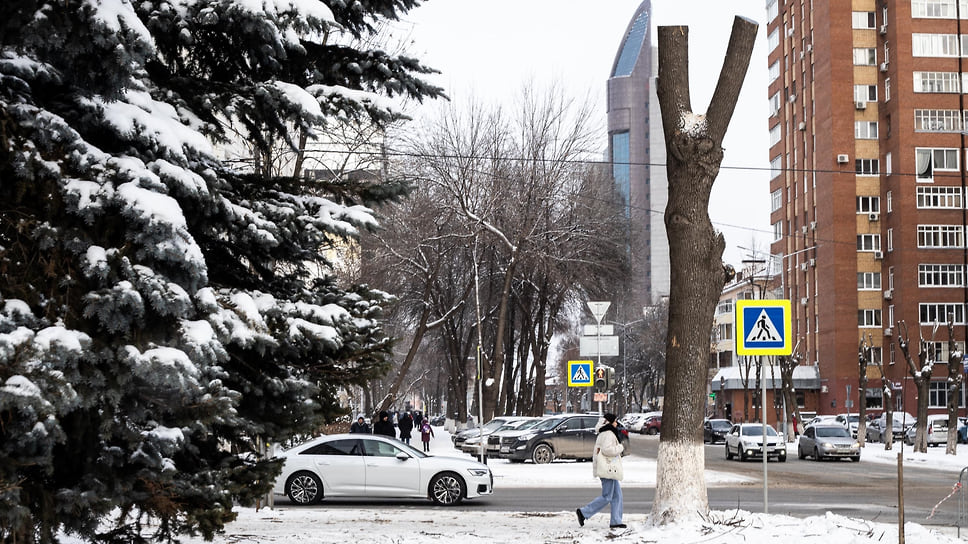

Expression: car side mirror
xmin=396 ymin=451 xmax=410 ymax=461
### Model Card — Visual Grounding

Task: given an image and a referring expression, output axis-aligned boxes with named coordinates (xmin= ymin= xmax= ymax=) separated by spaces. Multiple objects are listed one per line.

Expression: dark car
xmin=703 ymin=419 xmax=732 ymax=443
xmin=498 ymin=414 xmax=630 ymax=464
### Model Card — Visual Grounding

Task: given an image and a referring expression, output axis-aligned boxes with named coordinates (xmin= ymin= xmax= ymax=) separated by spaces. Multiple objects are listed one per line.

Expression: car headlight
xmin=467 ymin=468 xmax=490 ymax=477
xmin=519 ymin=433 xmax=536 ymax=441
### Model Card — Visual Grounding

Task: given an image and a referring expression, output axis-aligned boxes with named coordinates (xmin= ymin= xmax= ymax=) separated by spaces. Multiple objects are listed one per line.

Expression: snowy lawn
xmin=60 ymin=429 xmax=968 ymax=543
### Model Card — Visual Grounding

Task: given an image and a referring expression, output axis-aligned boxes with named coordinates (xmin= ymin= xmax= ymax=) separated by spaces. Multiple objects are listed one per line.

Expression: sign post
xmin=587 ymin=301 xmax=611 ymax=413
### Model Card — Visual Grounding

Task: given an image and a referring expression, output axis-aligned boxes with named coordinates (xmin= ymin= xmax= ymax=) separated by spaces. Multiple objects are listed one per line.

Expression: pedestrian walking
xmin=373 ymin=410 xmax=396 ymax=438
xmin=576 ymin=413 xmax=626 ymax=529
xmin=398 ymin=412 xmax=414 ymax=445
xmin=419 ymin=419 xmax=435 ymax=452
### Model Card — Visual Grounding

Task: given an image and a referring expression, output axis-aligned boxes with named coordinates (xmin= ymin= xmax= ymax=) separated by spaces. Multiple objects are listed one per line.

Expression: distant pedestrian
xmin=413 ymin=410 xmax=424 ymax=430
xmin=349 ymin=415 xmax=371 ymax=434
xmin=398 ymin=412 xmax=414 ymax=445
xmin=576 ymin=413 xmax=625 ymax=529
xmin=419 ymin=419 xmax=435 ymax=452
xmin=373 ymin=410 xmax=395 ymax=438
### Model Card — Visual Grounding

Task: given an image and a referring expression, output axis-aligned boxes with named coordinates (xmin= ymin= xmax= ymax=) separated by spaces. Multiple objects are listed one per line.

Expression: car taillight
xmin=621 ymin=429 xmax=628 ymax=437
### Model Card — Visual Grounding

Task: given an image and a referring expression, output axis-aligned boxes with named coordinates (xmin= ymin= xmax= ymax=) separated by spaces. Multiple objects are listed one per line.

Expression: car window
xmin=302 ymin=439 xmax=361 ymax=456
xmin=560 ymin=418 xmax=583 ymax=431
xmin=816 ymin=427 xmax=849 ymax=438
xmin=533 ymin=417 xmax=563 ymax=431
xmin=581 ymin=417 xmax=599 ymax=429
xmin=362 ymin=439 xmax=404 ymax=458
xmin=803 ymin=427 xmax=815 ymax=438
xmin=741 ymin=426 xmax=777 ymax=436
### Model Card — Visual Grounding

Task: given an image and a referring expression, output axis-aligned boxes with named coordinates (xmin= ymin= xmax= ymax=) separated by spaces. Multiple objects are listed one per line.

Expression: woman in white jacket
xmin=576 ymin=413 xmax=625 ymax=529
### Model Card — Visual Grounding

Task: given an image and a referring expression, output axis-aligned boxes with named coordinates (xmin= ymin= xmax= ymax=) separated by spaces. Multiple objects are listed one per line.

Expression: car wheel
xmin=532 ymin=443 xmax=554 ymax=464
xmin=648 ymin=428 xmax=659 ymax=435
xmin=814 ymin=447 xmax=822 ymax=461
xmin=851 ymin=456 xmax=860 ymax=462
xmin=286 ymin=471 xmax=323 ymax=505
xmin=725 ymin=444 xmax=734 ymax=460
xmin=739 ymin=447 xmax=747 ymax=462
xmin=430 ymin=472 xmax=465 ymax=506
xmin=797 ymin=446 xmax=806 ymax=460
xmin=777 ymin=452 xmax=787 ymax=462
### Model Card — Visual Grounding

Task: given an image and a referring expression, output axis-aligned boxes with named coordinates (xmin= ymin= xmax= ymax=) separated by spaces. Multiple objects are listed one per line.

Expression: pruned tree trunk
xmin=946 ymin=321 xmax=963 ymax=455
xmin=896 ymin=320 xmax=933 ymax=453
xmin=651 ymin=17 xmax=758 ymax=525
xmin=778 ymin=349 xmax=803 ymax=442
xmin=858 ymin=335 xmax=871 ymax=447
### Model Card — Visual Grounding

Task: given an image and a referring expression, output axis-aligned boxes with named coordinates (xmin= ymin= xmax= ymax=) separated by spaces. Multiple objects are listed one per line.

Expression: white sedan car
xmin=724 ymin=423 xmax=787 ymax=462
xmin=273 ymin=434 xmax=493 ymax=506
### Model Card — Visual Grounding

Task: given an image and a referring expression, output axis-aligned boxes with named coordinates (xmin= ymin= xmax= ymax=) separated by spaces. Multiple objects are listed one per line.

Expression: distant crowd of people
xmin=349 ymin=409 xmax=435 ymax=451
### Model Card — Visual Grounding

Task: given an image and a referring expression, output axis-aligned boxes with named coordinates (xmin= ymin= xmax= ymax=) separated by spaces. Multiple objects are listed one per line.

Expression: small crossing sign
xmin=567 ymin=360 xmax=594 ymax=387
xmin=735 ymin=299 xmax=793 ymax=356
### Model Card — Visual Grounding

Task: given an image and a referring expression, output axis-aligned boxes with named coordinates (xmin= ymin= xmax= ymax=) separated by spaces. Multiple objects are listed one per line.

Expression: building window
xmin=916 ymin=147 xmax=960 ymax=181
xmin=611 ymin=131 xmax=631 ymax=218
xmin=769 ymin=92 xmax=781 ymax=116
xmin=769 ymin=124 xmax=781 ymax=146
xmin=912 ymin=33 xmax=968 ymax=57
xmin=855 ymin=121 xmax=879 ymax=139
xmin=855 ymin=159 xmax=880 ymax=176
xmin=926 ymin=341 xmax=967 ymax=363
xmin=767 ymin=0 xmax=778 ymax=21
xmin=857 ymin=234 xmax=881 ymax=251
xmin=920 ymin=302 xmax=966 ymax=324
xmin=866 ymin=387 xmax=883 ymax=409
xmin=887 ymin=228 xmax=894 ymax=252
xmin=768 ymin=28 xmax=779 ymax=52
xmin=918 ymin=224 xmax=964 ymax=248
xmin=771 ymin=189 xmax=783 ymax=212
xmin=854 ymin=84 xmax=878 ymax=102
xmin=919 ymin=264 xmax=966 ymax=286
xmin=885 ymin=77 xmax=892 ymax=101
xmin=768 ymin=60 xmax=780 ymax=83
xmin=772 ymin=221 xmax=783 ymax=241
xmin=856 ymin=196 xmax=881 ymax=213
xmin=914 ymin=71 xmax=962 ymax=92
xmin=886 ymin=190 xmax=893 ymax=212
xmin=917 ymin=186 xmax=963 ymax=208
xmin=770 ymin=155 xmax=782 ymax=179
xmin=859 ymin=309 xmax=883 ymax=327
xmin=912 ymin=1 xmax=968 ymax=19
xmin=858 ymin=272 xmax=882 ymax=290
xmin=914 ymin=110 xmax=962 ymax=132
xmin=853 ymin=48 xmax=877 ymax=65
xmin=853 ymin=11 xmax=877 ymax=28
xmin=928 ymin=381 xmax=966 ymax=408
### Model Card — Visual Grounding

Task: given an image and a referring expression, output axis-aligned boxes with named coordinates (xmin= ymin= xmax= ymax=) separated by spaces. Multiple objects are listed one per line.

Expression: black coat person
xmin=349 ymin=415 xmax=371 ymax=434
xmin=373 ymin=411 xmax=396 ymax=438
xmin=398 ymin=412 xmax=414 ymax=444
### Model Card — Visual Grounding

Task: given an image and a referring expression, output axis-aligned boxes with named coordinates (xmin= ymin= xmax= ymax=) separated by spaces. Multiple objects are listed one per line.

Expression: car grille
xmin=488 ymin=436 xmax=501 ymax=446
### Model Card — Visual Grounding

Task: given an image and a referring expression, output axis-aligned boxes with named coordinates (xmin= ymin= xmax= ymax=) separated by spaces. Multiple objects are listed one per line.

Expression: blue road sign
xmin=567 ymin=360 xmax=594 ymax=387
xmin=735 ymin=300 xmax=793 ymax=356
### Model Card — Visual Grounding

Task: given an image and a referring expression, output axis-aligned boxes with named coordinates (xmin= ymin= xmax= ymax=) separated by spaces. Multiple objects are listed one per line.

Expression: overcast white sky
xmin=401 ymin=1 xmax=772 ymax=266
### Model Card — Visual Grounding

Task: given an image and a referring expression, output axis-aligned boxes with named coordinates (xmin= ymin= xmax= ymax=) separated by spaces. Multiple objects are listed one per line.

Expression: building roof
xmin=711 ymin=364 xmax=820 ymax=391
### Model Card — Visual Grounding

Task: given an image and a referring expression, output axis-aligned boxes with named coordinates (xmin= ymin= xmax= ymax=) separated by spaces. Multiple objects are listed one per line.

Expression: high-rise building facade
xmin=608 ymin=0 xmax=670 ymax=309
xmin=768 ymin=0 xmax=967 ymax=416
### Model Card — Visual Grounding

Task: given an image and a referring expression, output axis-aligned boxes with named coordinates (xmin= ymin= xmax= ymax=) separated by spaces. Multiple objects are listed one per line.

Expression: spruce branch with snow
xmin=0 ymin=1 xmax=441 ymax=542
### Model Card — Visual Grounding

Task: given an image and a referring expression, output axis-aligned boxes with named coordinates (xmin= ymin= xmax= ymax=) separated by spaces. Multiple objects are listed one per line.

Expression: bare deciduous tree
xmin=651 ymin=17 xmax=758 ymax=524
xmin=896 ymin=320 xmax=934 ymax=453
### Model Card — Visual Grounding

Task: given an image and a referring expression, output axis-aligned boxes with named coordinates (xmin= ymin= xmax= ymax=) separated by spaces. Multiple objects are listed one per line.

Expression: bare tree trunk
xmin=651 ymin=17 xmax=757 ymax=525
xmin=946 ymin=321 xmax=963 ymax=455
xmin=778 ymin=352 xmax=803 ymax=442
xmin=858 ymin=336 xmax=871 ymax=446
xmin=897 ymin=320 xmax=932 ymax=453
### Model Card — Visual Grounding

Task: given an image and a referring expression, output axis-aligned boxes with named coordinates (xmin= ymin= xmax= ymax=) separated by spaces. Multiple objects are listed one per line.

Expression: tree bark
xmin=651 ymin=17 xmax=757 ymax=525
xmin=946 ymin=321 xmax=963 ymax=455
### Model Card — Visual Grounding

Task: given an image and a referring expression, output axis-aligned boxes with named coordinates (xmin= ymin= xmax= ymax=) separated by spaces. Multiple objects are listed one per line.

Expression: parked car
xmin=498 ymin=414 xmax=630 ymax=464
xmin=724 ymin=423 xmax=787 ymax=462
xmin=703 ymin=419 xmax=732 ymax=444
xmin=452 ymin=417 xmax=528 ymax=449
xmin=466 ymin=417 xmax=539 ymax=456
xmin=904 ymin=414 xmax=950 ymax=447
xmin=803 ymin=415 xmax=838 ymax=429
xmin=273 ymin=434 xmax=493 ymax=506
xmin=429 ymin=415 xmax=446 ymax=426
xmin=834 ymin=413 xmax=860 ymax=438
xmin=797 ymin=425 xmax=860 ymax=461
xmin=623 ymin=411 xmax=661 ymax=433
xmin=484 ymin=418 xmax=545 ymax=456
xmin=641 ymin=415 xmax=662 ymax=435
xmin=866 ymin=412 xmax=916 ymax=443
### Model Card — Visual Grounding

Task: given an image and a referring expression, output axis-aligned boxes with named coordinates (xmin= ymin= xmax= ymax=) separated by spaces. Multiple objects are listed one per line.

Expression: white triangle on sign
xmin=572 ymin=365 xmax=590 ymax=382
xmin=587 ymin=301 xmax=611 ymax=323
xmin=746 ymin=309 xmax=783 ymax=343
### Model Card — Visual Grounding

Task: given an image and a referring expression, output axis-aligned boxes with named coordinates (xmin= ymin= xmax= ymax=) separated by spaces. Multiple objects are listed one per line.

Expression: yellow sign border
xmin=735 ymin=299 xmax=793 ymax=356
xmin=567 ymin=360 xmax=594 ymax=387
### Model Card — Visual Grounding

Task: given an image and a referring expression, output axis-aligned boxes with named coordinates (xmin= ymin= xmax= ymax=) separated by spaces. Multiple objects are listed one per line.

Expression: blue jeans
xmin=579 ymin=478 xmax=623 ymax=526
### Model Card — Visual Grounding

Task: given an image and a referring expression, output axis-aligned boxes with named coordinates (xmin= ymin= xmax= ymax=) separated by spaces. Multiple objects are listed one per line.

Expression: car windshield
xmin=816 ymin=427 xmax=850 ymax=438
xmin=710 ymin=420 xmax=731 ymax=430
xmin=741 ymin=425 xmax=777 ymax=436
xmin=515 ymin=419 xmax=542 ymax=430
xmin=846 ymin=415 xmax=859 ymax=423
xmin=532 ymin=417 xmax=564 ymax=431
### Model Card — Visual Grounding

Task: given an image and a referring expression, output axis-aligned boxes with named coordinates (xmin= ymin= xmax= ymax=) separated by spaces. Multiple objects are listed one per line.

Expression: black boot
xmin=576 ymin=509 xmax=585 ymax=527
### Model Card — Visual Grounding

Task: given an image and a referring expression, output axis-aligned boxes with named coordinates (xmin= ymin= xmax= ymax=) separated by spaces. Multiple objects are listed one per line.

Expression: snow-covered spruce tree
xmin=0 ymin=1 xmax=441 ymax=542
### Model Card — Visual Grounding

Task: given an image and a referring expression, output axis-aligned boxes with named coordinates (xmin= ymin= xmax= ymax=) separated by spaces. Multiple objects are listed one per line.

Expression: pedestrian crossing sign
xmin=735 ymin=300 xmax=793 ymax=356
xmin=567 ymin=360 xmax=594 ymax=387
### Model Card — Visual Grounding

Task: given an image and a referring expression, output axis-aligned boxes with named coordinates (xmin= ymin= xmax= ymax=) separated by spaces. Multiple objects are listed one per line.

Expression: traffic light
xmin=594 ymin=365 xmax=615 ymax=391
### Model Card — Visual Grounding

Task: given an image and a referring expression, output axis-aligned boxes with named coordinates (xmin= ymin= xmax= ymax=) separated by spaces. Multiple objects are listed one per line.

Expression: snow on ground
xmin=82 ymin=429 xmax=968 ymax=544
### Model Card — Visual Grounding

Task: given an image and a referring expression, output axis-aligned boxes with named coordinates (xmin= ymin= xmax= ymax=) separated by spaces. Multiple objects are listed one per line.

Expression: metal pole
xmin=761 ymin=353 xmax=768 ymax=514
xmin=477 ymin=344 xmax=484 ymax=464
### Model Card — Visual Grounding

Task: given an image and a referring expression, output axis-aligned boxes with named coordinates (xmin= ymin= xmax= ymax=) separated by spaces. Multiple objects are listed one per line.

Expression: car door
xmin=297 ymin=438 xmax=366 ymax=496
xmin=550 ymin=417 xmax=586 ymax=457
xmin=800 ymin=426 xmax=816 ymax=453
xmin=361 ymin=438 xmax=421 ymax=497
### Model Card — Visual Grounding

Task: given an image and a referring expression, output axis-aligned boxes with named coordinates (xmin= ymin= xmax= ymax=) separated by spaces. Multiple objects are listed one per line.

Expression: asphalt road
xmin=279 ymin=433 xmax=968 ymax=532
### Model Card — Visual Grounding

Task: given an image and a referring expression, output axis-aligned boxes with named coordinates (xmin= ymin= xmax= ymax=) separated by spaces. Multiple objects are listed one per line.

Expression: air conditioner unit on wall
xmin=801 ymin=297 xmax=809 ymax=306
xmin=873 ymin=250 xmax=884 ymax=260
xmin=884 ymin=327 xmax=893 ymax=337
xmin=801 ymin=225 xmax=808 ymax=234
xmin=856 ymin=101 xmax=867 ymax=110
xmin=869 ymin=212 xmax=879 ymax=221
xmin=883 ymin=289 xmax=893 ymax=300
xmin=800 ymin=263 xmax=808 ymax=271
xmin=837 ymin=154 xmax=849 ymax=164
xmin=810 ymin=221 xmax=817 ymax=230
xmin=798 ymin=121 xmax=806 ymax=130
xmin=880 ymin=24 xmax=888 ymax=35
xmin=809 ymin=258 xmax=816 ymax=267
xmin=880 ymin=62 xmax=889 ymax=72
